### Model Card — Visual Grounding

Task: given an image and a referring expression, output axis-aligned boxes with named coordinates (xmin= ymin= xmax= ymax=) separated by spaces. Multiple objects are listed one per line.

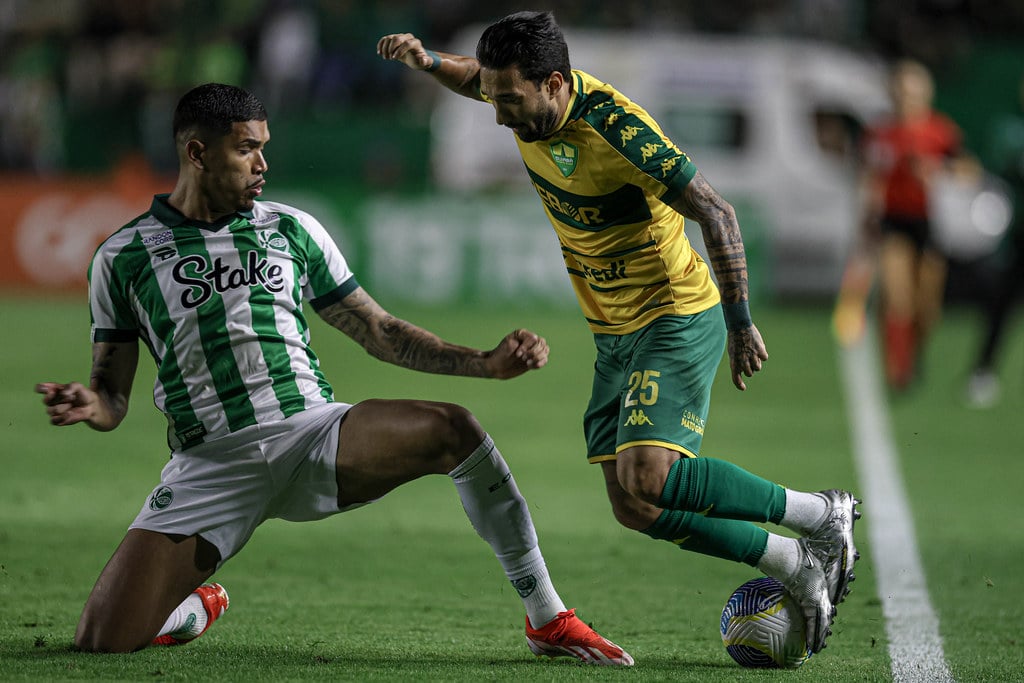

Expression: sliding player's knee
xmin=424 ymin=402 xmax=486 ymax=470
xmin=74 ymin=611 xmax=145 ymax=653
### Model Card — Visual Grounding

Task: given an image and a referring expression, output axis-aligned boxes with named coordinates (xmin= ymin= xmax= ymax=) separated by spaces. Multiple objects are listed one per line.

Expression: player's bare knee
xmin=616 ymin=463 xmax=665 ymax=505
xmin=610 ymin=503 xmax=653 ymax=531
xmin=426 ymin=402 xmax=486 ymax=471
xmin=608 ymin=496 xmax=660 ymax=531
xmin=616 ymin=449 xmax=675 ymax=504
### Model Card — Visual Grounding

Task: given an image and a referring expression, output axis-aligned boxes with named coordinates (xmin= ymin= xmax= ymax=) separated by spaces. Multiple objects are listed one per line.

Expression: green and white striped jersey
xmin=88 ymin=194 xmax=358 ymax=450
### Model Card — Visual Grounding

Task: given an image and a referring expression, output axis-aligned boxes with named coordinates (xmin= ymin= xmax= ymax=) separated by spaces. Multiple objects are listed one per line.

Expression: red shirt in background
xmin=864 ymin=112 xmax=962 ymax=220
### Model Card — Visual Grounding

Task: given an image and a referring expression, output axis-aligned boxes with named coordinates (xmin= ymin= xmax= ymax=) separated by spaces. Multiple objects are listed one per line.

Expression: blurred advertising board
xmin=0 ymin=157 xmax=171 ymax=291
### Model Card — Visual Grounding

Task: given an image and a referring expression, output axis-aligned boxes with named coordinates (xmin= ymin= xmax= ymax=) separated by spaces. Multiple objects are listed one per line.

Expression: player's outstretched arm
xmin=670 ymin=171 xmax=769 ymax=391
xmin=35 ymin=340 xmax=139 ymax=430
xmin=377 ymin=32 xmax=484 ymax=101
xmin=316 ymin=286 xmax=547 ymax=379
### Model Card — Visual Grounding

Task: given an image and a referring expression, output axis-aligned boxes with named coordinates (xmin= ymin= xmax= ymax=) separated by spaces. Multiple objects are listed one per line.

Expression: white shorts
xmin=130 ymin=402 xmax=361 ymax=566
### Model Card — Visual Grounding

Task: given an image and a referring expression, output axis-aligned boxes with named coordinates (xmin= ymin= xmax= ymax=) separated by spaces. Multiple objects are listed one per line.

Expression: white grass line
xmin=838 ymin=333 xmax=954 ymax=683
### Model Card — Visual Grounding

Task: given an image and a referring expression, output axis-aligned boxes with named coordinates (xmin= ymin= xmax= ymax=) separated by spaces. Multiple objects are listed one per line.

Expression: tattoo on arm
xmin=89 ymin=342 xmax=135 ymax=424
xmin=319 ymin=289 xmax=490 ymax=377
xmin=89 ymin=344 xmax=116 ymax=388
xmin=674 ymin=172 xmax=749 ymax=304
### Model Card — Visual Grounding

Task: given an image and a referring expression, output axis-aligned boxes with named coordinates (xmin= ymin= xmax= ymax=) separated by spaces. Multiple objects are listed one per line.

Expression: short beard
xmin=516 ymin=107 xmax=561 ymax=143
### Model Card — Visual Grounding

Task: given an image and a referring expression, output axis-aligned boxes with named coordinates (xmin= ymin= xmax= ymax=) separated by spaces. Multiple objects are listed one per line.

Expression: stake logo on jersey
xmin=172 ymin=250 xmax=286 ymax=309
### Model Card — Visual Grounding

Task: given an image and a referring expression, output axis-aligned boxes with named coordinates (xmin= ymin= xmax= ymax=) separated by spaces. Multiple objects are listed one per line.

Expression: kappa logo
xmin=639 ymin=142 xmax=663 ymax=164
xmin=620 ymin=125 xmax=643 ymax=147
xmin=624 ymin=409 xmax=654 ymax=427
xmin=549 ymin=140 xmax=578 ymax=177
xmin=149 ymin=485 xmax=174 ymax=511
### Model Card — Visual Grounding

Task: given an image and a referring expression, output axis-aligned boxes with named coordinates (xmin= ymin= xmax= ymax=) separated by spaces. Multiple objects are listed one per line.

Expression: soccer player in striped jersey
xmin=35 ymin=83 xmax=632 ymax=665
xmin=379 ymin=11 xmax=860 ymax=655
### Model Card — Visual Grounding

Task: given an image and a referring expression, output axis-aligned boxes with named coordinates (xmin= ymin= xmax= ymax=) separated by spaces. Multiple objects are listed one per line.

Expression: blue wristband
xmin=722 ymin=301 xmax=752 ymax=331
xmin=424 ymin=49 xmax=441 ymax=72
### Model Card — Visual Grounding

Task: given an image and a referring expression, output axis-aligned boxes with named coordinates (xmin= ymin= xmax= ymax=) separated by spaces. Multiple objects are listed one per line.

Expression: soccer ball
xmin=720 ymin=576 xmax=811 ymax=669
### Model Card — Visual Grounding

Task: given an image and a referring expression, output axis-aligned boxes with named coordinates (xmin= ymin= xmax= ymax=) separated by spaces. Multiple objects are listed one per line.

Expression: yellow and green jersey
xmin=514 ymin=70 xmax=719 ymax=334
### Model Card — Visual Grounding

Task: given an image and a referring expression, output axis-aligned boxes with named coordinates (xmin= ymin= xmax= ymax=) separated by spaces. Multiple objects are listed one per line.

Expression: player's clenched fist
xmin=486 ymin=329 xmax=549 ymax=379
xmin=377 ymin=33 xmax=434 ymax=70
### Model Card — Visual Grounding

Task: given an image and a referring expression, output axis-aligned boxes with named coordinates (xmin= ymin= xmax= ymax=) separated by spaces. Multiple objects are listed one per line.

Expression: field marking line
xmin=838 ymin=331 xmax=954 ymax=683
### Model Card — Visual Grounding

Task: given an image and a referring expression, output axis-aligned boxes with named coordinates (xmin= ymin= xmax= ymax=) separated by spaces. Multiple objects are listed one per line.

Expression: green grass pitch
xmin=1 ymin=295 xmax=1022 ymax=681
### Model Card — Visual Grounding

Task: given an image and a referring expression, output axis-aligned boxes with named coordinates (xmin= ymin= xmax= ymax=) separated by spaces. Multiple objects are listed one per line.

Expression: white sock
xmin=780 ymin=489 xmax=827 ymax=536
xmin=449 ymin=435 xmax=567 ymax=627
xmin=756 ymin=533 xmax=801 ymax=582
xmin=157 ymin=592 xmax=207 ymax=638
xmin=509 ymin=547 xmax=566 ymax=628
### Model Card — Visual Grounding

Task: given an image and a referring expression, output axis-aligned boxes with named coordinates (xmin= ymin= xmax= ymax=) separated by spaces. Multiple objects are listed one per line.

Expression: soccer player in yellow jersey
xmin=379 ymin=11 xmax=859 ymax=655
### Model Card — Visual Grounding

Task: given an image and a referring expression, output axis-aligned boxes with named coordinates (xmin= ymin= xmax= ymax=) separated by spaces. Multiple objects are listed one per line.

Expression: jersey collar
xmin=548 ymin=71 xmax=581 ymax=137
xmin=150 ymin=193 xmax=255 ymax=230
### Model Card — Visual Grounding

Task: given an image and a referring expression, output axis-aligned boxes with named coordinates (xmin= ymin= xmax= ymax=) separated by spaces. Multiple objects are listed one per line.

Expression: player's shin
xmin=448 ymin=435 xmax=566 ymax=626
xmin=658 ymin=457 xmax=787 ymax=522
xmin=641 ymin=509 xmax=768 ymax=564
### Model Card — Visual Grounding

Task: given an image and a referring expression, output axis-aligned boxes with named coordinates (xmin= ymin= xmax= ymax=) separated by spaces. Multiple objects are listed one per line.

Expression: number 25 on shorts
xmin=625 ymin=370 xmax=660 ymax=407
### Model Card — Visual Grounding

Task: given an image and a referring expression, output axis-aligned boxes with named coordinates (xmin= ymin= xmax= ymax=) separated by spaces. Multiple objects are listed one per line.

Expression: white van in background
xmin=428 ymin=29 xmax=1008 ymax=299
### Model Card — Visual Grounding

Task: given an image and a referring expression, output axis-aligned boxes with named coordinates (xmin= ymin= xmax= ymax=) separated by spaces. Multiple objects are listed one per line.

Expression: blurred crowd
xmin=2 ymin=0 xmax=1023 ymax=175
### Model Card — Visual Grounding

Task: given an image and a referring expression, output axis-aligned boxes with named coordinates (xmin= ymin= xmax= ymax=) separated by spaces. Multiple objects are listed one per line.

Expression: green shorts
xmin=584 ymin=306 xmax=726 ymax=463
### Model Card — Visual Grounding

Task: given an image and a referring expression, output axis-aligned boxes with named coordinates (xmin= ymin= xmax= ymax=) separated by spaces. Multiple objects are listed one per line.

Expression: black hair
xmin=476 ymin=11 xmax=570 ymax=84
xmin=172 ymin=83 xmax=267 ymax=143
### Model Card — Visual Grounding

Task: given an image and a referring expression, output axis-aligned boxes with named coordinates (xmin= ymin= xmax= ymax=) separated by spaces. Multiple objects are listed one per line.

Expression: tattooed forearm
xmin=89 ymin=344 xmax=117 ymax=387
xmin=88 ymin=342 xmax=136 ymax=427
xmin=376 ymin=316 xmax=490 ymax=376
xmin=673 ymin=172 xmax=749 ymax=304
xmin=319 ymin=289 xmax=491 ymax=377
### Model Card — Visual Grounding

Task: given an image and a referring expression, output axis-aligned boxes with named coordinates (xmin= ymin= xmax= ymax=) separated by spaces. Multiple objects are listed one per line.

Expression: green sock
xmin=658 ymin=457 xmax=787 ymax=524
xmin=641 ymin=509 xmax=768 ymax=565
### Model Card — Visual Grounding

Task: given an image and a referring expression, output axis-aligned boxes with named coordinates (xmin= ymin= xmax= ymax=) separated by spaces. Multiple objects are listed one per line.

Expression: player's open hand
xmin=727 ymin=324 xmax=768 ymax=391
xmin=35 ymin=382 xmax=98 ymax=426
xmin=377 ymin=33 xmax=433 ymax=70
xmin=486 ymin=329 xmax=549 ymax=379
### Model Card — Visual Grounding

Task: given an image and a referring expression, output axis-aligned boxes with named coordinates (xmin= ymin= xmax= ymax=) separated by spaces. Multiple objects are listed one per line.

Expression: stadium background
xmin=2 ymin=2 xmax=1024 ymax=681
xmin=2 ymin=0 xmax=1024 ymax=303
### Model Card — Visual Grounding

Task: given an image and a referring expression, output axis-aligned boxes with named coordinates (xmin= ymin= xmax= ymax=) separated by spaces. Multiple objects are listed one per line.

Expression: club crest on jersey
xmin=257 ymin=230 xmax=289 ymax=251
xmin=549 ymin=140 xmax=578 ymax=177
